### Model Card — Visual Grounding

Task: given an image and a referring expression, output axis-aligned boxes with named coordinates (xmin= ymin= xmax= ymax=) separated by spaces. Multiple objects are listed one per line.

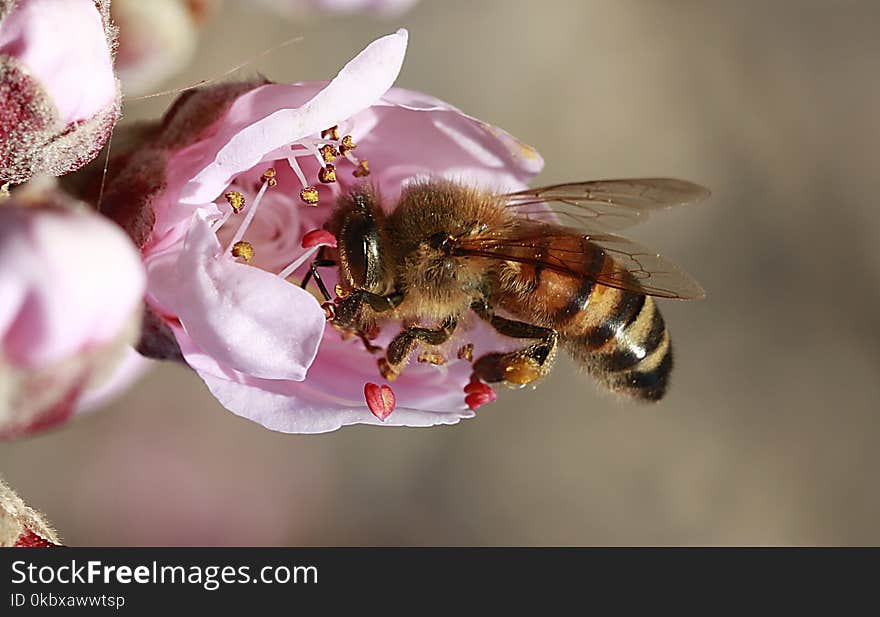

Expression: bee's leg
xmin=300 ymin=258 xmax=336 ymax=301
xmin=333 ymin=289 xmax=403 ymax=328
xmin=383 ymin=316 xmax=458 ymax=377
xmin=470 ymin=301 xmax=558 ymax=386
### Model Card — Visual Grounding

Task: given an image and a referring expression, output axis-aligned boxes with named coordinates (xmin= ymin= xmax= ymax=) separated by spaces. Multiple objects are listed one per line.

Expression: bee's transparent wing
xmin=502 ymin=178 xmax=710 ymax=232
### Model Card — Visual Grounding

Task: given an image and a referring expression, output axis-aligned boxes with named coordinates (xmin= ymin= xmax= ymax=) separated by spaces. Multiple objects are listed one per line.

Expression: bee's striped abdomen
xmin=562 ymin=291 xmax=672 ymax=401
xmin=496 ymin=235 xmax=674 ymax=401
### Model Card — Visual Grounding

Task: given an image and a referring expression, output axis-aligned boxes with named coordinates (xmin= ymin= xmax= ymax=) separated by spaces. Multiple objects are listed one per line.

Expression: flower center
xmin=209 ymin=124 xmax=370 ymax=283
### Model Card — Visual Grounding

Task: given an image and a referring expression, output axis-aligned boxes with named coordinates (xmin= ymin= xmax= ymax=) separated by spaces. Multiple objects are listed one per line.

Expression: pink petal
xmin=148 ymin=212 xmax=326 ymax=381
xmin=173 ymin=326 xmax=474 ymax=434
xmin=352 ymin=87 xmax=544 ymax=199
xmin=180 ymin=29 xmax=409 ymax=205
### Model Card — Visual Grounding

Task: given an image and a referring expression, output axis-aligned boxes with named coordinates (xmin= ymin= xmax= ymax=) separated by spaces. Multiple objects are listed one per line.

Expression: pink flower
xmin=101 ymin=30 xmax=543 ymax=433
xmin=0 ymin=183 xmax=146 ymax=440
xmin=0 ymin=0 xmax=120 ymax=185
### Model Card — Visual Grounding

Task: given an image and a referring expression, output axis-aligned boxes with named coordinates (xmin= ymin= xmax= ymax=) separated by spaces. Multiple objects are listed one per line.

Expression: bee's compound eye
xmin=341 ymin=212 xmax=383 ymax=291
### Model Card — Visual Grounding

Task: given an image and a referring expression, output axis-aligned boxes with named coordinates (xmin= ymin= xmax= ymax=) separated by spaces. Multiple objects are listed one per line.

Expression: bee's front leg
xmin=332 ymin=289 xmax=403 ymax=329
xmin=381 ymin=316 xmax=458 ymax=379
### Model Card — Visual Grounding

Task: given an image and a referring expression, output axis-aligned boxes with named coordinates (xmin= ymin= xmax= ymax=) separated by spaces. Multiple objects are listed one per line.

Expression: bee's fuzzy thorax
xmin=385 ymin=180 xmax=512 ymax=321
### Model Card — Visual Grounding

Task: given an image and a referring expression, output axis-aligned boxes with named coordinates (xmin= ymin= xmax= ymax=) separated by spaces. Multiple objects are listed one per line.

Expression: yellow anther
xmin=352 ymin=159 xmax=370 ymax=178
xmin=320 ymin=144 xmax=339 ymax=162
xmin=300 ymin=186 xmax=320 ymax=206
xmin=339 ymin=135 xmax=356 ymax=155
xmin=261 ymin=167 xmax=277 ymax=187
xmin=224 ymin=190 xmax=246 ymax=213
xmin=231 ymin=241 xmax=254 ymax=262
xmin=318 ymin=164 xmax=337 ymax=184
xmin=321 ymin=125 xmax=340 ymax=140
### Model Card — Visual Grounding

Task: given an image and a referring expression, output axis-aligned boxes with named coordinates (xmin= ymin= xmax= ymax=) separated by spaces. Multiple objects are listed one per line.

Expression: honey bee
xmin=306 ymin=178 xmax=707 ymax=401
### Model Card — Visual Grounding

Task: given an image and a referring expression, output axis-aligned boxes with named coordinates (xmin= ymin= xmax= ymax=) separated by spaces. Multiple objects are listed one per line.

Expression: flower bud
xmin=0 ymin=0 xmax=121 ymax=185
xmin=0 ymin=181 xmax=146 ymax=440
xmin=0 ymin=477 xmax=60 ymax=547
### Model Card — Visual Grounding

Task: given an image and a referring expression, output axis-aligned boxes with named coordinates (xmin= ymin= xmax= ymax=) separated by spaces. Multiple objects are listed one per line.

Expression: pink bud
xmin=0 ymin=0 xmax=120 ymax=184
xmin=0 ymin=182 xmax=146 ymax=440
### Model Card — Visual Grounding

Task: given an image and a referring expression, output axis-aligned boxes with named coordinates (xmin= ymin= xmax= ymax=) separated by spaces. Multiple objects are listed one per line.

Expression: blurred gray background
xmin=2 ymin=0 xmax=880 ymax=545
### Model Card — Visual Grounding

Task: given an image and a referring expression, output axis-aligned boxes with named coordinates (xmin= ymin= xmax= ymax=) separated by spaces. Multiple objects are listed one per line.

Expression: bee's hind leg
xmin=470 ymin=300 xmax=558 ymax=387
xmin=382 ymin=316 xmax=458 ymax=379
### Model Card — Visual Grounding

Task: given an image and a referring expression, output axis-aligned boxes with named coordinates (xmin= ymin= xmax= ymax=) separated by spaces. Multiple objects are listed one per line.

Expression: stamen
xmin=261 ymin=167 xmax=277 ymax=187
xmin=211 ymin=209 xmax=232 ymax=232
xmin=321 ymin=125 xmax=340 ymax=141
xmin=339 ymin=135 xmax=356 ymax=156
xmin=352 ymin=159 xmax=370 ymax=178
xmin=286 ymin=156 xmax=309 ymax=189
xmin=364 ymin=382 xmax=396 ymax=421
xmin=318 ymin=164 xmax=337 ymax=184
xmin=300 ymin=186 xmax=320 ymax=206
xmin=276 ymin=245 xmax=321 ymax=280
xmin=303 ymin=143 xmax=328 ymax=169
xmin=320 ymin=144 xmax=339 ymax=162
xmin=224 ymin=190 xmax=246 ymax=213
xmin=223 ymin=172 xmax=272 ymax=255
xmin=457 ymin=344 xmax=474 ymax=362
xmin=231 ymin=241 xmax=254 ymax=262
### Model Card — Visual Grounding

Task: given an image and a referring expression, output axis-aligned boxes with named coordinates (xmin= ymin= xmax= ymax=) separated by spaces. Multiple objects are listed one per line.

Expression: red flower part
xmin=364 ymin=382 xmax=396 ymax=421
xmin=301 ymin=229 xmax=338 ymax=249
xmin=14 ymin=529 xmax=58 ymax=548
xmin=463 ymin=378 xmax=497 ymax=411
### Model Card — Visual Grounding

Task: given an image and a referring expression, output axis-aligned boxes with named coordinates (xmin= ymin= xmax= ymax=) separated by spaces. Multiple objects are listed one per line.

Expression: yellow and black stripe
xmin=498 ymin=236 xmax=674 ymax=401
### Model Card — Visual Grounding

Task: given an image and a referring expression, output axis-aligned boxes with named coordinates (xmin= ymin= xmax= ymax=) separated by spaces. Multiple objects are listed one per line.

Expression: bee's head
xmin=329 ymin=188 xmax=393 ymax=295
